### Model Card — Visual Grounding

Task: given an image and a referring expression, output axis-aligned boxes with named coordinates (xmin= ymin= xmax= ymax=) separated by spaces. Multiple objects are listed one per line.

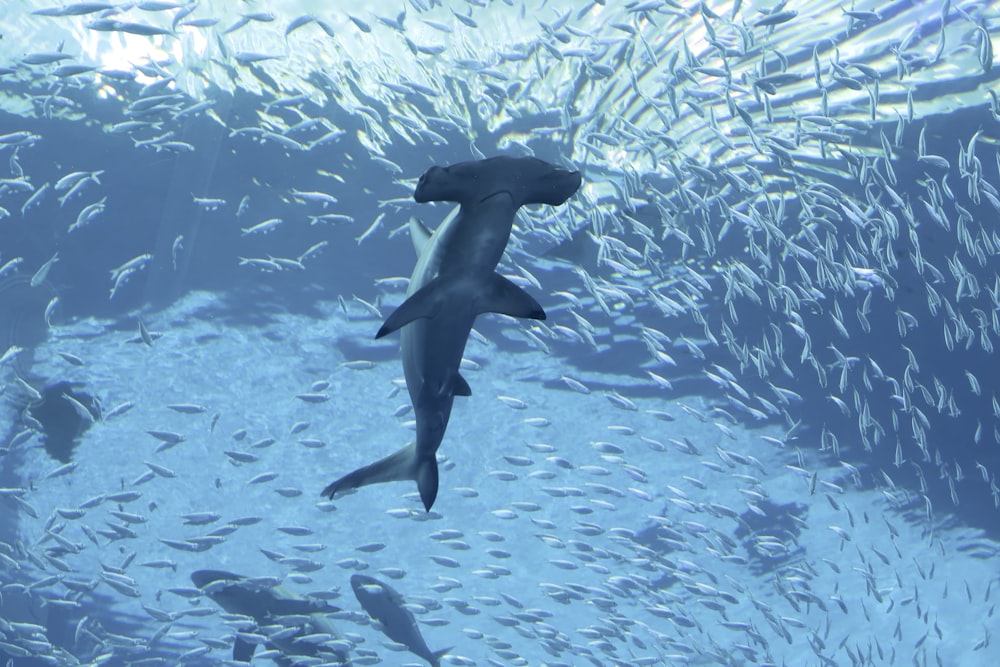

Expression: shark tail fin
xmin=322 ymin=442 xmax=418 ymax=499
xmin=416 ymin=455 xmax=439 ymax=511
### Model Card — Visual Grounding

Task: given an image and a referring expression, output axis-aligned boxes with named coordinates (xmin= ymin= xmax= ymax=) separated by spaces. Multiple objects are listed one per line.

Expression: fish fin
xmin=408 ymin=215 xmax=433 ymax=255
xmin=233 ymin=637 xmax=256 ymax=663
xmin=375 ymin=277 xmax=447 ymax=338
xmin=453 ymin=373 xmax=472 ymax=397
xmin=322 ymin=442 xmax=418 ymax=499
xmin=478 ymin=273 xmax=546 ymax=320
xmin=416 ymin=456 xmax=439 ymax=511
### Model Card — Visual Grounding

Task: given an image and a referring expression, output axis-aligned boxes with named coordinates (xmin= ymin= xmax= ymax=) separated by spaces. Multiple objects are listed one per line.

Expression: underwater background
xmin=1 ymin=0 xmax=1000 ymax=665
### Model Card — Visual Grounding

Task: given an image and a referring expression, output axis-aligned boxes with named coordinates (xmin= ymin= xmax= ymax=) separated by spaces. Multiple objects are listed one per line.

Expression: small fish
xmin=105 ymin=401 xmax=135 ymax=418
xmin=21 ymin=51 xmax=75 ymax=64
xmin=0 ymin=131 xmax=38 ymax=145
xmin=192 ymin=195 xmax=226 ymax=210
xmin=147 ymin=430 xmax=185 ymax=444
xmin=290 ymin=189 xmax=338 ymax=206
xmin=160 ymin=538 xmax=205 ymax=552
xmin=348 ymin=15 xmax=372 ymax=32
xmin=0 ymin=345 xmax=22 ymax=365
xmin=296 ymin=393 xmax=329 ymax=403
xmin=110 ymin=253 xmax=152 ymax=279
xmin=68 ymin=197 xmax=107 ymax=233
xmin=0 ymin=257 xmax=24 ymax=279
xmin=181 ymin=512 xmax=221 ymax=526
xmin=298 ymin=240 xmax=329 ymax=264
xmin=21 ymin=182 xmax=50 ymax=216
xmin=234 ymin=52 xmax=284 ymax=66
xmin=141 ymin=559 xmax=178 ymax=571
xmin=15 ymin=376 xmax=42 ymax=401
xmin=754 ymin=10 xmax=798 ymax=26
xmin=248 ymin=472 xmax=278 ymax=484
xmin=285 ymin=14 xmax=316 ymax=37
xmin=46 ymin=462 xmax=78 ymax=479
xmin=225 ymin=450 xmax=259 ymax=464
xmin=172 ymin=235 xmax=184 ymax=270
xmin=241 ymin=218 xmax=283 ymax=236
xmin=44 ymin=297 xmax=61 ymax=326
xmin=145 ymin=461 xmax=177 ymax=478
xmin=106 ymin=491 xmax=142 ymax=503
xmin=63 ymin=393 xmax=96 ymax=424
xmin=168 ymin=403 xmax=207 ymax=414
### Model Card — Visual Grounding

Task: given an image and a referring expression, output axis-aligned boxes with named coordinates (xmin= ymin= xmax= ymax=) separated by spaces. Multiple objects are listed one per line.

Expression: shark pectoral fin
xmin=322 ymin=442 xmax=418 ymax=499
xmin=416 ymin=456 xmax=439 ymax=511
xmin=233 ymin=637 xmax=256 ymax=663
xmin=453 ymin=373 xmax=472 ymax=397
xmin=375 ymin=278 xmax=446 ymax=339
xmin=479 ymin=273 xmax=546 ymax=320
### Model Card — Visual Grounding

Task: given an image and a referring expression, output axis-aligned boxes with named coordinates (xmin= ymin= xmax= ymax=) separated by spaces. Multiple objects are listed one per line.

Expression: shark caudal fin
xmin=322 ymin=442 xmax=418 ymax=499
xmin=416 ymin=455 xmax=439 ymax=511
xmin=322 ymin=443 xmax=441 ymax=512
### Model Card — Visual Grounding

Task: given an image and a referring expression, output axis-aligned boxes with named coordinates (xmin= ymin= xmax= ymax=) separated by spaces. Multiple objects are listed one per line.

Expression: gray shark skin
xmin=323 ymin=156 xmax=582 ymax=510
xmin=350 ymin=573 xmax=451 ymax=667
xmin=190 ymin=569 xmax=348 ymax=664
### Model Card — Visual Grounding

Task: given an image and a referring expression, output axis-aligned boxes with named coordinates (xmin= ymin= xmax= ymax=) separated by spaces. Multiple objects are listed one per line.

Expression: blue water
xmin=2 ymin=2 xmax=1000 ymax=666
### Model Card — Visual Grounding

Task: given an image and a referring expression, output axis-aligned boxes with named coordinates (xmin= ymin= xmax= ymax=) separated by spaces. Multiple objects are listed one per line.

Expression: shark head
xmin=414 ymin=156 xmax=582 ymax=209
xmin=190 ymin=569 xmax=240 ymax=590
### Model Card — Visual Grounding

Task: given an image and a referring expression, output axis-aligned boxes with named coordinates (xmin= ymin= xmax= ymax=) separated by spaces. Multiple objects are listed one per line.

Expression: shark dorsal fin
xmin=408 ymin=216 xmax=433 ymax=255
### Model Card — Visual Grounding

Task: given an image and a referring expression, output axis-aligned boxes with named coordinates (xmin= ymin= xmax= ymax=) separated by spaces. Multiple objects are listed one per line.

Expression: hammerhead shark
xmin=323 ymin=156 xmax=581 ymax=510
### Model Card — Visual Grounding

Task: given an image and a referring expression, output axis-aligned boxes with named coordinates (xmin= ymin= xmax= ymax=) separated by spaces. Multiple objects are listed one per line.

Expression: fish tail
xmin=416 ymin=455 xmax=439 ymax=512
xmin=322 ymin=442 xmax=418 ymax=500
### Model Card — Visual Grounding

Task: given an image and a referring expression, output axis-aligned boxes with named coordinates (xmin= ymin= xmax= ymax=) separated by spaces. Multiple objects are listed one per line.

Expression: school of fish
xmin=1 ymin=1 xmax=999 ymax=666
